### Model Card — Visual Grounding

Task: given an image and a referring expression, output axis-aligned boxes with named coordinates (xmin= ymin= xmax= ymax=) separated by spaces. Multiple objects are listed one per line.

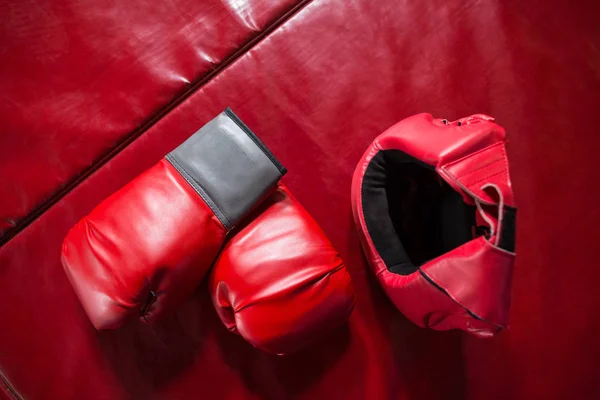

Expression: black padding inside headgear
xmin=498 ymin=206 xmax=517 ymax=253
xmin=361 ymin=150 xmax=475 ymax=276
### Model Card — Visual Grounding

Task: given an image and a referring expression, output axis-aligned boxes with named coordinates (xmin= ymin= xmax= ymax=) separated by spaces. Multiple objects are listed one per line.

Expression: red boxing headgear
xmin=351 ymin=113 xmax=516 ymax=338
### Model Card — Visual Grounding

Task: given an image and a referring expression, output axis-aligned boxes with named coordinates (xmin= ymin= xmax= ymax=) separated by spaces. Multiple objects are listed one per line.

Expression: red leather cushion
xmin=0 ymin=0 xmax=305 ymax=240
xmin=1 ymin=0 xmax=599 ymax=398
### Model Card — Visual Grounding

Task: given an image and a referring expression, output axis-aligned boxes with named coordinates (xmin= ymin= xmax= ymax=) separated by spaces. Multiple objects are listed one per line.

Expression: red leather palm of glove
xmin=210 ymin=184 xmax=355 ymax=355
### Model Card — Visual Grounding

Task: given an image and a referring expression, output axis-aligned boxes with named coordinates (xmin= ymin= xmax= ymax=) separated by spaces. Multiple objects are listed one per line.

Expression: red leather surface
xmin=375 ymin=114 xmax=507 ymax=172
xmin=62 ymin=159 xmax=226 ymax=329
xmin=422 ymin=238 xmax=513 ymax=330
xmin=0 ymin=0 xmax=304 ymax=240
xmin=1 ymin=0 xmax=600 ymax=399
xmin=372 ymin=113 xmax=515 ymax=207
xmin=442 ymin=141 xmax=515 ymax=208
xmin=210 ymin=184 xmax=355 ymax=355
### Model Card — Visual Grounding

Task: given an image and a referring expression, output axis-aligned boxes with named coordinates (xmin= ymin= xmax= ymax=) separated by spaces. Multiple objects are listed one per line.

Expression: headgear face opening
xmin=352 ymin=113 xmax=516 ymax=338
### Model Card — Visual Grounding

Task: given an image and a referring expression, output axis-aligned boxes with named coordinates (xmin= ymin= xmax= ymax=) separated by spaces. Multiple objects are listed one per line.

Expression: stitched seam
xmin=418 ymin=268 xmax=505 ymax=330
xmin=451 ymin=157 xmax=503 ymax=179
xmin=499 ymin=144 xmax=510 ymax=183
xmin=443 ymin=142 xmax=503 ymax=169
xmin=440 ymin=161 xmax=505 ymax=189
xmin=232 ymin=262 xmax=346 ymax=313
xmin=466 ymin=170 xmax=505 ymax=187
xmin=0 ymin=371 xmax=22 ymax=400
xmin=0 ymin=0 xmax=313 ymax=247
xmin=440 ymin=166 xmax=496 ymax=207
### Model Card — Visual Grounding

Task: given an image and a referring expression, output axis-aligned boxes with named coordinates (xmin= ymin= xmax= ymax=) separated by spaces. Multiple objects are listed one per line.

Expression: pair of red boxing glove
xmin=61 ymin=109 xmax=355 ymax=355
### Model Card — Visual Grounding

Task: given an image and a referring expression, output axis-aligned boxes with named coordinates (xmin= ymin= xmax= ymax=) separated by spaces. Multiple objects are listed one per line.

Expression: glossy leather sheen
xmin=210 ymin=184 xmax=355 ymax=355
xmin=1 ymin=0 xmax=600 ymax=398
xmin=0 ymin=0 xmax=304 ymax=240
xmin=62 ymin=159 xmax=226 ymax=329
xmin=352 ymin=113 xmax=515 ymax=337
xmin=61 ymin=109 xmax=283 ymax=330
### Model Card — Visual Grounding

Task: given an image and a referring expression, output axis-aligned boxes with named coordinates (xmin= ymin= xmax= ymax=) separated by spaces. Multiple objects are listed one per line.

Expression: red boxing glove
xmin=61 ymin=109 xmax=285 ymax=330
xmin=210 ymin=184 xmax=355 ymax=355
xmin=352 ymin=113 xmax=516 ymax=338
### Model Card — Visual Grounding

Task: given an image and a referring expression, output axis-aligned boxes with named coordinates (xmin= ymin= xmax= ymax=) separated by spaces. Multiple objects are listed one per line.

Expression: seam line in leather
xmin=0 ymin=0 xmax=314 ymax=247
xmin=0 ymin=371 xmax=22 ymax=400
xmin=232 ymin=262 xmax=346 ymax=313
xmin=418 ymin=268 xmax=504 ymax=330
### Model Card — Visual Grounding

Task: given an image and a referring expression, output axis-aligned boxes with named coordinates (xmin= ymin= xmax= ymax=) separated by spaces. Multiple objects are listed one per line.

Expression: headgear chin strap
xmin=351 ymin=113 xmax=516 ymax=338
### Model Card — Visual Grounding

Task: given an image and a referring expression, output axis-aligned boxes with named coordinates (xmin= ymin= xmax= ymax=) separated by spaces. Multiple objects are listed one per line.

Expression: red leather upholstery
xmin=352 ymin=113 xmax=515 ymax=337
xmin=210 ymin=184 xmax=355 ymax=355
xmin=1 ymin=0 xmax=599 ymax=399
xmin=0 ymin=0 xmax=305 ymax=241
